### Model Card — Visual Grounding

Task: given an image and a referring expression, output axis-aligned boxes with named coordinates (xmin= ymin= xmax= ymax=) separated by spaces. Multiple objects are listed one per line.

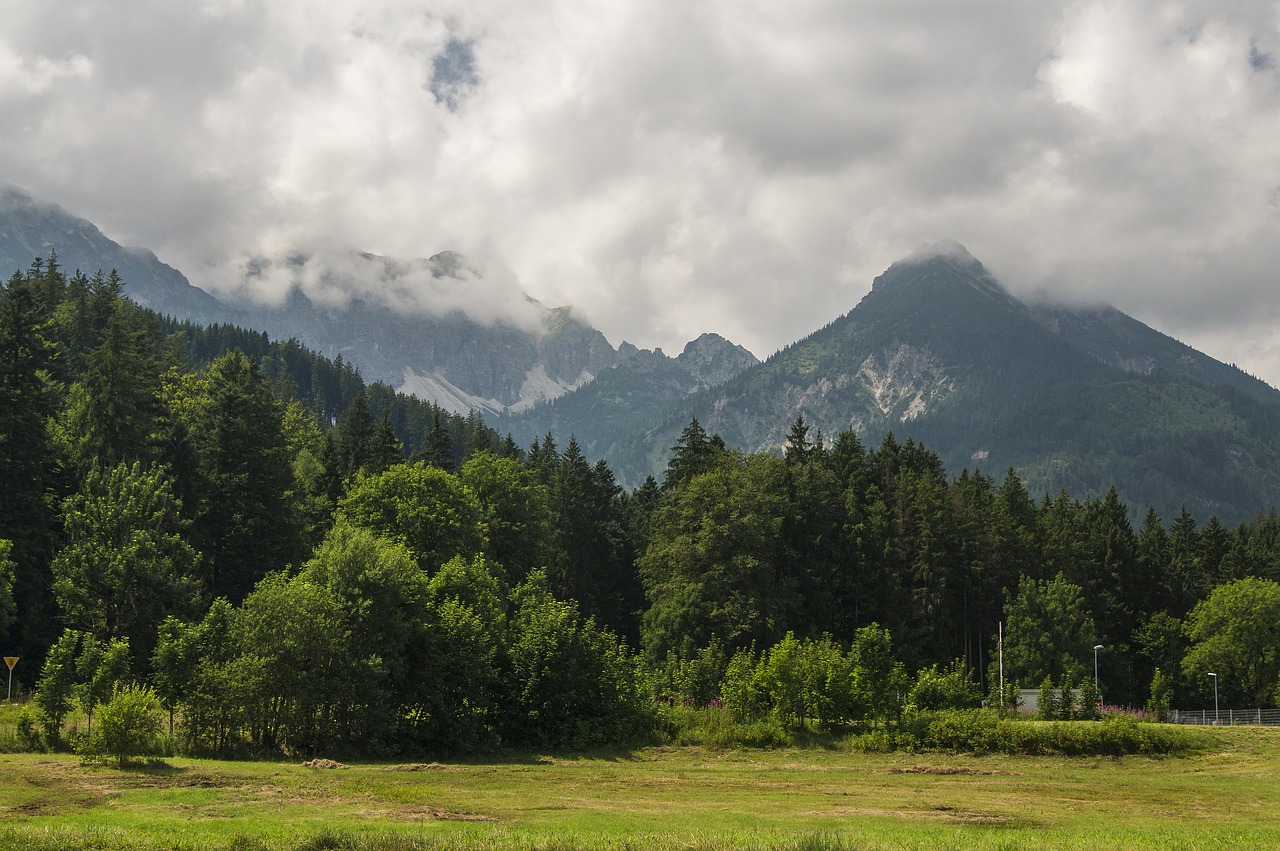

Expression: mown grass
xmin=1 ymin=725 xmax=1279 ymax=849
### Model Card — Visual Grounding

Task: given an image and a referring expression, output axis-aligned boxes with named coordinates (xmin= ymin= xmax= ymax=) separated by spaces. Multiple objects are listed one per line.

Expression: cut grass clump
xmin=850 ymin=709 xmax=1205 ymax=756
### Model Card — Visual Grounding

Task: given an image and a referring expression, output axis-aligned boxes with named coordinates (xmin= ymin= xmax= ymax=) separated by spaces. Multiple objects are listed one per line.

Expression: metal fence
xmin=1169 ymin=708 xmax=1280 ymax=726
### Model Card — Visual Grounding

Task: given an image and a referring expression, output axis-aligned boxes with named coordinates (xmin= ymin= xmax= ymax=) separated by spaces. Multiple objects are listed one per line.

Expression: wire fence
xmin=1169 ymin=708 xmax=1280 ymax=726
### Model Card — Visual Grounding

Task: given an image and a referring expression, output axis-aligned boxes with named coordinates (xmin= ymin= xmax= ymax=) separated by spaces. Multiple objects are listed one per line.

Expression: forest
xmin=3 ymin=254 xmax=1280 ymax=758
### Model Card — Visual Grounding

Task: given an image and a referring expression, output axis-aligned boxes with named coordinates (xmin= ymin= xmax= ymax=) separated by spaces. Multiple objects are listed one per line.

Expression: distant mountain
xmin=0 ymin=187 xmax=756 ymax=418
xmin=0 ymin=186 xmax=238 ymax=325
xmin=233 ymin=251 xmax=621 ymax=416
xmin=528 ymin=240 xmax=1280 ymax=522
xmin=500 ymin=332 xmax=760 ymax=464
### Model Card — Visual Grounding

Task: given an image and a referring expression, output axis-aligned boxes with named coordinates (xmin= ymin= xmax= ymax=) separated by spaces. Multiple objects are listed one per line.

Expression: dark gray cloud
xmin=2 ymin=0 xmax=1279 ymax=384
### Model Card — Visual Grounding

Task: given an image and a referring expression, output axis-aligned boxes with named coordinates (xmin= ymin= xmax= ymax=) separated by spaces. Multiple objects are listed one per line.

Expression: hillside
xmin=528 ymin=241 xmax=1280 ymax=522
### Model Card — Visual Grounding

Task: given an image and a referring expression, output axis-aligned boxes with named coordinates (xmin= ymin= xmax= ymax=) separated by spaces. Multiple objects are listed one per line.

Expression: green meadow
xmin=3 ymin=726 xmax=1279 ymax=850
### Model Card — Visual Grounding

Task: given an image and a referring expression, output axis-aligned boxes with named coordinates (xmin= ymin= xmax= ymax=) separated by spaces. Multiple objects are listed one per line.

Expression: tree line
xmin=4 ymin=255 xmax=1280 ymax=757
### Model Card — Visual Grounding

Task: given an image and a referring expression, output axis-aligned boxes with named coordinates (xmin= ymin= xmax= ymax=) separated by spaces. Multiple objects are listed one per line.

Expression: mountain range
xmin=502 ymin=239 xmax=1280 ymax=521
xmin=4 ymin=188 xmax=1278 ymax=523
xmin=0 ymin=185 xmax=754 ymax=416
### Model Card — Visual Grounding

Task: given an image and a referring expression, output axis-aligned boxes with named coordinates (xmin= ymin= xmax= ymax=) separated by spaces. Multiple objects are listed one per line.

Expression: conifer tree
xmin=188 ymin=352 xmax=301 ymax=602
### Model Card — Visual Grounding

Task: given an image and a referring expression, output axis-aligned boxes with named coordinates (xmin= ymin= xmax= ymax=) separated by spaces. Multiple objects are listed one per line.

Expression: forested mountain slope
xmin=584 ymin=241 xmax=1280 ymax=523
xmin=0 ymin=186 xmax=236 ymax=325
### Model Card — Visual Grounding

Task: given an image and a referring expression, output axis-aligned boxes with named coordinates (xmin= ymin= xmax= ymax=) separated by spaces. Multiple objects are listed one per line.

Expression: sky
xmin=2 ymin=0 xmax=1279 ymax=383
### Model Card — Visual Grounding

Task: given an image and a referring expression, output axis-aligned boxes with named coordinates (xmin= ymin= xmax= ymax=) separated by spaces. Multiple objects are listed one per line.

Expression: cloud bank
xmin=2 ymin=0 xmax=1278 ymax=380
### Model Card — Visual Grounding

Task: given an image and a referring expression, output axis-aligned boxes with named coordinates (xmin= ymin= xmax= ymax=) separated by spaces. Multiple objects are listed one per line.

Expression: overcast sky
xmin=3 ymin=1 xmax=1279 ymax=383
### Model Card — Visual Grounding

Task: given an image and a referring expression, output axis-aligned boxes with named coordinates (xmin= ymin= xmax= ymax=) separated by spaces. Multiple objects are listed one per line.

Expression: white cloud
xmin=1 ymin=0 xmax=1278 ymax=381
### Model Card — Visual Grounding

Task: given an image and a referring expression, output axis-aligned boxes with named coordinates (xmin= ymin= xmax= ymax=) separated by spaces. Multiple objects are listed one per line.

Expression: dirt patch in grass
xmin=885 ymin=765 xmax=1021 ymax=776
xmin=358 ymin=805 xmax=496 ymax=822
xmin=806 ymin=805 xmax=1018 ymax=826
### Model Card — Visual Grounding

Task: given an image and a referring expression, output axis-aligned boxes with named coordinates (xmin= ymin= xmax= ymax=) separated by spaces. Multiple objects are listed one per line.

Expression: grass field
xmin=2 ymin=726 xmax=1279 ymax=850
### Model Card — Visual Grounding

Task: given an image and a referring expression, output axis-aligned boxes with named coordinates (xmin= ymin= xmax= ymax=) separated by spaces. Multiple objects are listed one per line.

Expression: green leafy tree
xmin=461 ymin=451 xmax=551 ymax=584
xmin=661 ymin=418 xmax=726 ymax=491
xmin=547 ymin=440 xmax=636 ymax=636
xmin=1036 ymin=676 xmax=1058 ymax=721
xmin=301 ymin=522 xmax=434 ymax=752
xmin=1182 ymin=577 xmax=1280 ymax=707
xmin=1002 ymin=574 xmax=1096 ymax=687
xmin=850 ymin=624 xmax=903 ymax=727
xmin=35 ymin=629 xmax=82 ymax=746
xmin=232 ymin=572 xmax=348 ymax=753
xmin=334 ymin=392 xmax=374 ymax=478
xmin=757 ymin=631 xmax=806 ymax=727
xmin=800 ymin=635 xmax=862 ymax=728
xmin=501 ymin=570 xmax=649 ymax=748
xmin=1057 ymin=672 xmax=1077 ymax=720
xmin=420 ymin=409 xmax=455 ymax=471
xmin=338 ymin=462 xmax=484 ymax=572
xmin=69 ymin=301 xmax=167 ymax=471
xmin=721 ymin=644 xmax=763 ymax=722
xmin=75 ymin=636 xmax=130 ymax=738
xmin=154 ymin=599 xmax=242 ymax=754
xmin=52 ymin=462 xmax=200 ymax=668
xmin=368 ymin=412 xmax=404 ymax=474
xmin=639 ymin=455 xmax=791 ymax=662
xmin=417 ymin=554 xmax=507 ymax=750
xmin=1147 ymin=667 xmax=1172 ymax=722
xmin=1078 ymin=677 xmax=1101 ymax=720
xmin=654 ymin=637 xmax=728 ymax=707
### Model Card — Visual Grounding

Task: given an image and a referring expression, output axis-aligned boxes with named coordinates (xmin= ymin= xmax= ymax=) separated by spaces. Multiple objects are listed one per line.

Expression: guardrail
xmin=1169 ymin=708 xmax=1280 ymax=726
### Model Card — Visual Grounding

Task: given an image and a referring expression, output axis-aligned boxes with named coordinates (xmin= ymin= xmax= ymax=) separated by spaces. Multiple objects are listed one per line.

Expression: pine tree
xmin=0 ymin=269 xmax=60 ymax=661
xmin=662 ymin=418 xmax=724 ymax=491
xmin=188 ymin=352 xmax=301 ymax=602
xmin=367 ymin=412 xmax=404 ymax=474
xmin=334 ymin=393 xmax=374 ymax=478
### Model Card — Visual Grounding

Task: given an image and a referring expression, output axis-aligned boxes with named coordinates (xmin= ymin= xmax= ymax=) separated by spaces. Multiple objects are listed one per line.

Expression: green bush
xmin=846 ymin=710 xmax=1200 ymax=756
xmin=655 ymin=703 xmax=792 ymax=749
xmin=16 ymin=706 xmax=44 ymax=751
xmin=80 ymin=684 xmax=164 ymax=767
xmin=908 ymin=660 xmax=983 ymax=711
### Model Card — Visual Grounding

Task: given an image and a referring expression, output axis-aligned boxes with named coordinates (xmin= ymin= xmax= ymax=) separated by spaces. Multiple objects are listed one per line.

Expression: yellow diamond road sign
xmin=3 ymin=657 xmax=16 ymax=671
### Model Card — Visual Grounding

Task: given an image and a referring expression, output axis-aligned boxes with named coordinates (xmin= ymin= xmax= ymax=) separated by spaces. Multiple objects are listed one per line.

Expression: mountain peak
xmin=903 ymin=238 xmax=978 ymax=267
xmin=676 ymin=333 xmax=760 ymax=386
xmin=870 ymin=239 xmax=1009 ymax=303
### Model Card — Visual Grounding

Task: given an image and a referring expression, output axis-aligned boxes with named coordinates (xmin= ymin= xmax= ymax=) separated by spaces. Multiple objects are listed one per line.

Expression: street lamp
xmin=1208 ymin=673 xmax=1218 ymax=725
xmin=1093 ymin=645 xmax=1104 ymax=707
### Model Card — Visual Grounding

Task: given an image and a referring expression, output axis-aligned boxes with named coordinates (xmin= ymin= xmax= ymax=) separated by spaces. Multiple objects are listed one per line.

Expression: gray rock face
xmin=243 ymin=278 xmax=621 ymax=416
xmin=676 ymin=333 xmax=761 ymax=386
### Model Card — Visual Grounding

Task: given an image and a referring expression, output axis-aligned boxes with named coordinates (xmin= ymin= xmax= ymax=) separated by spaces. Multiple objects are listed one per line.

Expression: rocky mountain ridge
xmin=0 ymin=186 xmax=758 ymax=416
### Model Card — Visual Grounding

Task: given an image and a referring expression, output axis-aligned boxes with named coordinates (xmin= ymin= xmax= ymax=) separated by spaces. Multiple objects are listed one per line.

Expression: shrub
xmin=845 ymin=710 xmax=1200 ymax=756
xmin=16 ymin=707 xmax=43 ymax=751
xmin=655 ymin=702 xmax=792 ymax=749
xmin=81 ymin=684 xmax=164 ymax=767
xmin=1147 ymin=668 xmax=1172 ymax=722
xmin=908 ymin=660 xmax=983 ymax=711
xmin=1036 ymin=677 xmax=1057 ymax=721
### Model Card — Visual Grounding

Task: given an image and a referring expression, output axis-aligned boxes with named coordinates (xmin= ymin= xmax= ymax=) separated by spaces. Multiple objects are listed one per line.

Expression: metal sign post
xmin=4 ymin=657 xmax=17 ymax=701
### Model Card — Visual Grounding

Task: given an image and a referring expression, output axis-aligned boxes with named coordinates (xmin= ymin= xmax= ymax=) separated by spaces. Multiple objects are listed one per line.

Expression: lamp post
xmin=1208 ymin=672 xmax=1218 ymax=725
xmin=1093 ymin=644 xmax=1104 ymax=708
